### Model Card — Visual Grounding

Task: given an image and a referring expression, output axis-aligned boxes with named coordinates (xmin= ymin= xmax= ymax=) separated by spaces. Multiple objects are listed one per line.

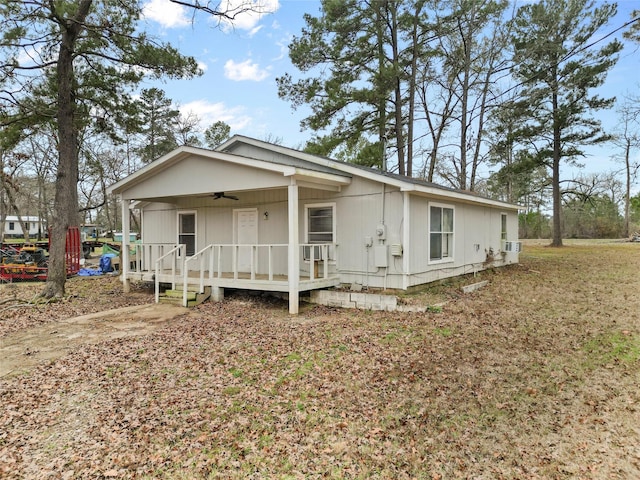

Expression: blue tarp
xmin=100 ymin=253 xmax=117 ymax=273
xmin=77 ymin=268 xmax=102 ymax=276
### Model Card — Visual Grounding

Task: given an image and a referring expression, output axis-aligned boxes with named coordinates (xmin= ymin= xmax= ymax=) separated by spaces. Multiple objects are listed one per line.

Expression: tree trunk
xmin=551 ymin=89 xmax=563 ymax=247
xmin=42 ymin=1 xmax=92 ymax=298
xmin=405 ymin=1 xmax=425 ymax=178
xmin=390 ymin=3 xmax=405 ymax=176
xmin=458 ymin=21 xmax=470 ymax=190
xmin=624 ymin=138 xmax=631 ymax=238
xmin=376 ymin=4 xmax=387 ymax=172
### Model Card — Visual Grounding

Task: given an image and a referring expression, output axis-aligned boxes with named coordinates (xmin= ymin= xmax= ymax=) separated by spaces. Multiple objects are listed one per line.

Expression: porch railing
xmin=123 ymin=241 xmax=336 ymax=306
xmin=179 ymin=243 xmax=335 ymax=306
xmin=183 ymin=244 xmax=290 ymax=299
xmin=130 ymin=243 xmax=179 ymax=273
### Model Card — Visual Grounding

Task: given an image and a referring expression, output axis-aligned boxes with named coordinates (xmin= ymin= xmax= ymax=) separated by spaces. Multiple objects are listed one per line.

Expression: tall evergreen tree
xmin=136 ymin=88 xmax=180 ymax=163
xmin=508 ymin=0 xmax=621 ymax=246
xmin=277 ymin=0 xmax=431 ymax=176
xmin=0 ymin=0 xmax=200 ymax=297
xmin=204 ymin=120 xmax=232 ymax=149
xmin=623 ymin=10 xmax=640 ymax=43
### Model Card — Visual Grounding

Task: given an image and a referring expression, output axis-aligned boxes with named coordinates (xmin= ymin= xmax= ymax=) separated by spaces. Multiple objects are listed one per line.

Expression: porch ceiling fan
xmin=212 ymin=191 xmax=239 ymax=201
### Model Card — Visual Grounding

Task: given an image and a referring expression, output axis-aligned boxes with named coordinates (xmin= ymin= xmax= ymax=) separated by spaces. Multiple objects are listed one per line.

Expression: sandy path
xmin=0 ymin=303 xmax=189 ymax=377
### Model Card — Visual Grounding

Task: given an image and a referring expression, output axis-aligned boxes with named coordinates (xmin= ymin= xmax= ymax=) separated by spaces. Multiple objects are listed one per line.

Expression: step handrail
xmin=154 ymin=244 xmax=185 ymax=303
xmin=183 ymin=244 xmax=218 ymax=307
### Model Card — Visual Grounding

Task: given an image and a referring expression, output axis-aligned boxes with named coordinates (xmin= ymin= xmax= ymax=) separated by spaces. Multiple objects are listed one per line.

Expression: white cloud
xmin=273 ymin=34 xmax=291 ymax=61
xmin=218 ymin=0 xmax=280 ymax=32
xmin=247 ymin=25 xmax=263 ymax=38
xmin=224 ymin=59 xmax=270 ymax=81
xmin=142 ymin=0 xmax=190 ymax=28
xmin=179 ymin=99 xmax=251 ymax=131
xmin=197 ymin=60 xmax=208 ymax=73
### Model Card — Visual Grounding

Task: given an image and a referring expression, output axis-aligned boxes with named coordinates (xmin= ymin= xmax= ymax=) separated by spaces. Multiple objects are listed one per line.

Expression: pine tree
xmin=0 ymin=0 xmax=200 ymax=297
xmin=508 ymin=0 xmax=621 ymax=246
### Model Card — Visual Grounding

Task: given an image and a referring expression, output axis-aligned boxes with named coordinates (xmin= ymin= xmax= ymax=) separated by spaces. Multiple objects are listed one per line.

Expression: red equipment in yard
xmin=0 ymin=227 xmax=82 ymax=281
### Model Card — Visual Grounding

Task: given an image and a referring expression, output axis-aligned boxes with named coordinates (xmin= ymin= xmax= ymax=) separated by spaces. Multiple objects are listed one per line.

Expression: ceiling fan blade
xmin=212 ymin=192 xmax=239 ymax=200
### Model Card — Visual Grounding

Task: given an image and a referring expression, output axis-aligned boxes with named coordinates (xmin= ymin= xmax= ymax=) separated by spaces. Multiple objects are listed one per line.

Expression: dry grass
xmin=1 ymin=242 xmax=639 ymax=479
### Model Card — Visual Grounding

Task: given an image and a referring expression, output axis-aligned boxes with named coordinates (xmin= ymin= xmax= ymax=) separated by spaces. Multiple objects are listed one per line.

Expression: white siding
xmin=122 ymin=155 xmax=289 ymax=200
xmin=135 ymin=154 xmax=519 ymax=291
xmin=139 ymin=179 xmax=519 ymax=290
xmin=141 ymin=203 xmax=176 ymax=244
xmin=2 ymin=216 xmax=44 ymax=237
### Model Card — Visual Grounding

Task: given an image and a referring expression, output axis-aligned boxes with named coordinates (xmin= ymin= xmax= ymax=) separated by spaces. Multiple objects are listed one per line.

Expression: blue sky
xmin=140 ymin=0 xmax=640 ymax=179
xmin=140 ymin=0 xmax=315 ymax=148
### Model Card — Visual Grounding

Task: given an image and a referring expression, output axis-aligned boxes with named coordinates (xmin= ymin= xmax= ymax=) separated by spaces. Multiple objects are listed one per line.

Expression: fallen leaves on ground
xmin=0 ymin=276 xmax=154 ymax=337
xmin=1 ymin=242 xmax=639 ymax=479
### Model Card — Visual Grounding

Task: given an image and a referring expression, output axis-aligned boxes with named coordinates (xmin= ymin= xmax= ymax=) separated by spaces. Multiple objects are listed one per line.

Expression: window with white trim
xmin=305 ymin=203 xmax=335 ymax=260
xmin=8 ymin=222 xmax=15 ymax=231
xmin=429 ymin=204 xmax=454 ymax=262
xmin=501 ymin=213 xmax=507 ymax=241
xmin=178 ymin=211 xmax=196 ymax=256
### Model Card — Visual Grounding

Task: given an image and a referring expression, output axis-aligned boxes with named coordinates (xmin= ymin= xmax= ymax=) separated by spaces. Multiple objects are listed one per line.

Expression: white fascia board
xmin=3 ymin=215 xmax=42 ymax=221
xmin=285 ymin=168 xmax=352 ymax=186
xmin=401 ymin=184 xmax=520 ymax=210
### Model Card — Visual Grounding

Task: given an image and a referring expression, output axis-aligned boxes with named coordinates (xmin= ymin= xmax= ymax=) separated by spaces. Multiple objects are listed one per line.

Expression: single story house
xmin=2 ymin=215 xmax=45 ymax=239
xmin=107 ymin=135 xmax=521 ymax=314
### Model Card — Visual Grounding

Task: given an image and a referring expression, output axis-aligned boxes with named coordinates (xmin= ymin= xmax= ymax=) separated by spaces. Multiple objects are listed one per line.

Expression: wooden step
xmin=159 ymin=287 xmax=211 ymax=307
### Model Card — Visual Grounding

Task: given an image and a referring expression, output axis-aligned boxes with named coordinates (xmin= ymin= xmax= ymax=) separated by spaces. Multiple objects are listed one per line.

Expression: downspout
xmin=381 ymin=183 xmax=387 ymax=290
xmin=402 ymin=191 xmax=411 ymax=290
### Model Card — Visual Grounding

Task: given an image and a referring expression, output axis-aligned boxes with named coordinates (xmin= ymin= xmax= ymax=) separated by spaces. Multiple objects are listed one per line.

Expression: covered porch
xmin=109 ymin=146 xmax=352 ymax=314
xmin=120 ymin=241 xmax=340 ymax=312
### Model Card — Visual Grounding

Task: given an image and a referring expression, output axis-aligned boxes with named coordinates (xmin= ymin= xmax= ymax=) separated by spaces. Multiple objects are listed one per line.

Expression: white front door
xmin=234 ymin=209 xmax=258 ymax=272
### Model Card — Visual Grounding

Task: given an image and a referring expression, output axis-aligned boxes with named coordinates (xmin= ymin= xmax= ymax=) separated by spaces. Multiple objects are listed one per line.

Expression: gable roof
xmin=217 ymin=135 xmax=520 ymax=211
xmin=108 ymin=135 xmax=518 ymax=211
xmin=107 ymin=144 xmax=352 ymax=198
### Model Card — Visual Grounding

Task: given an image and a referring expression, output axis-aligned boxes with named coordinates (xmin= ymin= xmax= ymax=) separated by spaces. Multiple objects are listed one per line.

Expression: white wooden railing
xmin=179 ymin=243 xmax=335 ymax=306
xmin=183 ymin=244 xmax=289 ymax=295
xmin=126 ymin=242 xmax=336 ymax=306
xmin=130 ymin=243 xmax=177 ymax=273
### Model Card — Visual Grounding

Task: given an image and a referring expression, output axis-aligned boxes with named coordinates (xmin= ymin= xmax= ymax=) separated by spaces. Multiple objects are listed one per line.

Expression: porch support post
xmin=402 ymin=191 xmax=411 ymax=290
xmin=121 ymin=197 xmax=131 ymax=293
xmin=288 ymin=181 xmax=300 ymax=315
xmin=212 ymin=286 xmax=224 ymax=302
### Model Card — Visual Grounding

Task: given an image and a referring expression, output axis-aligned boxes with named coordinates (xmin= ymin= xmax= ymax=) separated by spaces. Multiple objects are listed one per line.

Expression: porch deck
xmin=120 ymin=242 xmax=340 ymax=308
xmin=128 ymin=269 xmax=340 ymax=292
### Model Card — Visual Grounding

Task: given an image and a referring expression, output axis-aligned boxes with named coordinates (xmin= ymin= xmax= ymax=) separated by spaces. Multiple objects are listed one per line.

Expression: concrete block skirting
xmin=310 ymin=290 xmax=398 ymax=311
xmin=460 ymin=280 xmax=489 ymax=294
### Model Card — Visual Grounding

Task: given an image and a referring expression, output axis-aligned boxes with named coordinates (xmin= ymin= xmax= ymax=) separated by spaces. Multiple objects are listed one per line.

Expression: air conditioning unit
xmin=502 ymin=241 xmax=522 ymax=253
xmin=303 ymin=245 xmax=324 ymax=261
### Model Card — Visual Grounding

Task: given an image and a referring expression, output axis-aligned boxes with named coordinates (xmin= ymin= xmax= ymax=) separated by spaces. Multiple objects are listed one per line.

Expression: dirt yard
xmin=1 ymin=242 xmax=639 ymax=479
